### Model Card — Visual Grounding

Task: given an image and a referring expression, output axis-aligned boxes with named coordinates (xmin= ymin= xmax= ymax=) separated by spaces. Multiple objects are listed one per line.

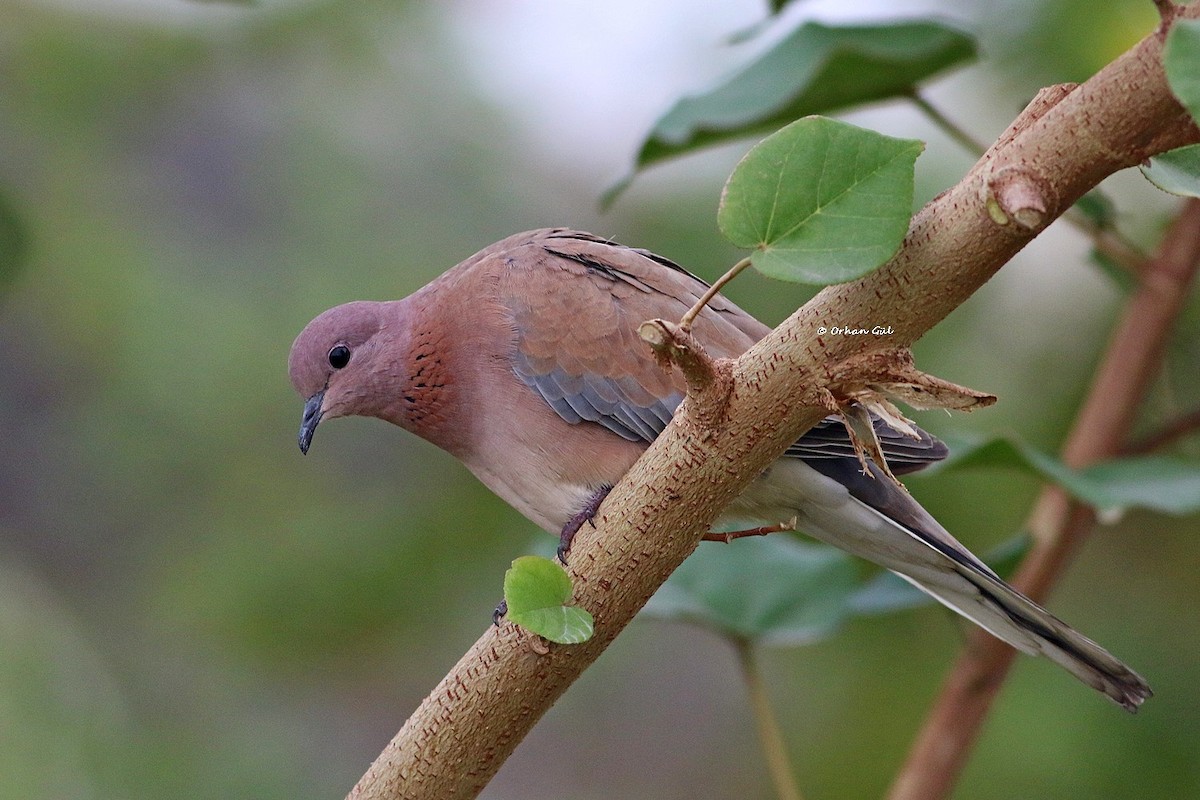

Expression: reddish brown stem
xmin=1125 ymin=407 xmax=1200 ymax=455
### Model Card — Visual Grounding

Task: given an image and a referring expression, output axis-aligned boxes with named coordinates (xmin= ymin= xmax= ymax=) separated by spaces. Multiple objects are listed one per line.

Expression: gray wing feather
xmin=516 ymin=355 xmax=947 ymax=474
xmin=513 ymin=352 xmax=682 ymax=443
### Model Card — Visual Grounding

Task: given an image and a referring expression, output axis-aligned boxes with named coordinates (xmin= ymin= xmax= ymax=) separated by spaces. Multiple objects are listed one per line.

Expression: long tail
xmin=747 ymin=459 xmax=1152 ymax=711
xmin=884 ymin=538 xmax=1152 ymax=711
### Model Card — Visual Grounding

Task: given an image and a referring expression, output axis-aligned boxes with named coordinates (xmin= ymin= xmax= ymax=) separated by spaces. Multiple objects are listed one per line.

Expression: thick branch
xmin=348 ymin=11 xmax=1200 ymax=800
xmin=887 ymin=198 xmax=1200 ymax=800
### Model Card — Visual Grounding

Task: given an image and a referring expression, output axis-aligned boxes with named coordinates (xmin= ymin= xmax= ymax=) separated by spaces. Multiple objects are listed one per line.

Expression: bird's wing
xmin=497 ymin=229 xmax=948 ymax=472
xmin=786 ymin=416 xmax=948 ymax=475
xmin=498 ymin=229 xmax=756 ymax=443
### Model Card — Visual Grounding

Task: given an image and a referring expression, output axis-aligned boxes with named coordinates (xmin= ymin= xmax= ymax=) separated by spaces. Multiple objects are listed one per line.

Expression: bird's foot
xmin=557 ymin=484 xmax=613 ymax=563
xmin=492 ymin=599 xmax=507 ymax=627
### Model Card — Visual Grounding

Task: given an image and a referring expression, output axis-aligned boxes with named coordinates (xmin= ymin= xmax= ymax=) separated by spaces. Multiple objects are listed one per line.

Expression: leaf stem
xmin=735 ymin=639 xmax=805 ymax=800
xmin=681 ymin=256 xmax=754 ymax=330
xmin=907 ymin=90 xmax=990 ymax=155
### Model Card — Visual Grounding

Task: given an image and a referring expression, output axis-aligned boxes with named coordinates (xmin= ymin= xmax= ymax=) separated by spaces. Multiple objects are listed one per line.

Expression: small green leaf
xmin=1164 ymin=18 xmax=1200 ymax=122
xmin=503 ymin=556 xmax=594 ymax=644
xmin=718 ymin=116 xmax=922 ymax=284
xmin=1140 ymin=144 xmax=1200 ymax=198
xmin=848 ymin=533 xmax=1032 ymax=616
xmin=630 ymin=20 xmax=973 ymax=172
xmin=644 ymin=536 xmax=858 ymax=645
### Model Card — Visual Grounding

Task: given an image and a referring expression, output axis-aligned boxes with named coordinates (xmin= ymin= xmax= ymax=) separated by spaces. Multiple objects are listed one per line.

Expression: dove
xmin=288 ymin=228 xmax=1150 ymax=711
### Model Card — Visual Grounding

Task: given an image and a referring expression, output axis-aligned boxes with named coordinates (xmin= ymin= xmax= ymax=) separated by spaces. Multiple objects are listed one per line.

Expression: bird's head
xmin=288 ymin=300 xmax=391 ymax=454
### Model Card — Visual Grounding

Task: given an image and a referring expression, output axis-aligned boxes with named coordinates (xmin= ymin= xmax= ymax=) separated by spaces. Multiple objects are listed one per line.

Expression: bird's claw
xmin=556 ymin=484 xmax=613 ymax=563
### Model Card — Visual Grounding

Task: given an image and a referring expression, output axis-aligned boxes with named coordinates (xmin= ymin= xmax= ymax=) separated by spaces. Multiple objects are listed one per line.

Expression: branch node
xmin=1154 ymin=0 xmax=1179 ymax=29
xmin=821 ymin=349 xmax=996 ymax=484
xmin=639 ymin=318 xmax=734 ymax=429
xmin=984 ymin=165 xmax=1055 ymax=232
xmin=828 ymin=348 xmax=997 ymax=412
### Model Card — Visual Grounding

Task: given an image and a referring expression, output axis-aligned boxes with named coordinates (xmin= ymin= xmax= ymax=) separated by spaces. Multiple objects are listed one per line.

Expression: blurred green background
xmin=1 ymin=1 xmax=1197 ymax=798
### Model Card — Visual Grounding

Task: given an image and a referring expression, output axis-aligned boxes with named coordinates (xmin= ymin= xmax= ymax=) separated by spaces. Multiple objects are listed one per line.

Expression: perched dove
xmin=288 ymin=228 xmax=1150 ymax=711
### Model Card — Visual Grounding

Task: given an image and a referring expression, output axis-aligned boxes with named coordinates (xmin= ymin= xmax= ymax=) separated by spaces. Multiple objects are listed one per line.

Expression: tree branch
xmin=347 ymin=10 xmax=1200 ymax=800
xmin=887 ymin=197 xmax=1200 ymax=800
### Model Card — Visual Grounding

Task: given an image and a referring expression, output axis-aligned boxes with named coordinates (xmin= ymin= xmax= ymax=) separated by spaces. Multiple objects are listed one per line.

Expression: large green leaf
xmin=632 ymin=20 xmax=974 ymax=172
xmin=931 ymin=434 xmax=1200 ymax=516
xmin=1081 ymin=457 xmax=1200 ymax=516
xmin=1140 ymin=144 xmax=1200 ymax=198
xmin=503 ymin=556 xmax=594 ymax=644
xmin=644 ymin=536 xmax=858 ymax=645
xmin=718 ymin=116 xmax=922 ymax=284
xmin=1164 ymin=18 xmax=1200 ymax=122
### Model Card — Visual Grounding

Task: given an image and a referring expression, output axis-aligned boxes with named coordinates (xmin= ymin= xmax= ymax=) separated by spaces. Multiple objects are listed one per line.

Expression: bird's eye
xmin=328 ymin=344 xmax=351 ymax=369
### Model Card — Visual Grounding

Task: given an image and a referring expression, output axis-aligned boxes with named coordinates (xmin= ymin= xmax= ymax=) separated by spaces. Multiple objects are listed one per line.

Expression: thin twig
xmin=1125 ymin=407 xmax=1200 ymax=455
xmin=1062 ymin=206 xmax=1150 ymax=276
xmin=735 ymin=640 xmax=805 ymax=800
xmin=1154 ymin=0 xmax=1178 ymax=26
xmin=680 ymin=255 xmax=754 ymax=330
xmin=886 ymin=197 xmax=1200 ymax=800
xmin=908 ymin=90 xmax=991 ymax=155
xmin=702 ymin=517 xmax=797 ymax=543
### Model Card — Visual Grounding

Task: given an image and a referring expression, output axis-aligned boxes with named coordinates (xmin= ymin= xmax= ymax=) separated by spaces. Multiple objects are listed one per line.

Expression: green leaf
xmin=1140 ymin=144 xmax=1200 ymax=198
xmin=503 ymin=556 xmax=594 ymax=644
xmin=1164 ymin=18 xmax=1200 ymax=122
xmin=1073 ymin=189 xmax=1117 ymax=229
xmin=932 ymin=434 xmax=1079 ymax=484
xmin=718 ymin=116 xmax=922 ymax=284
xmin=931 ymin=434 xmax=1200 ymax=516
xmin=848 ymin=533 xmax=1032 ymax=616
xmin=644 ymin=536 xmax=858 ymax=645
xmin=1081 ymin=457 xmax=1200 ymax=516
xmin=631 ymin=20 xmax=973 ymax=172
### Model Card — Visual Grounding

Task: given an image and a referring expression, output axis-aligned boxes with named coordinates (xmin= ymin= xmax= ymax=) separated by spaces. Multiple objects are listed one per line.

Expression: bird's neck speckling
xmin=387 ymin=311 xmax=468 ymax=456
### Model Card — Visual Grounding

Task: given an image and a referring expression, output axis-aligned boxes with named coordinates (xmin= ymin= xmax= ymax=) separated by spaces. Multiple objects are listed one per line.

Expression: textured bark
xmin=349 ymin=10 xmax=1200 ymax=800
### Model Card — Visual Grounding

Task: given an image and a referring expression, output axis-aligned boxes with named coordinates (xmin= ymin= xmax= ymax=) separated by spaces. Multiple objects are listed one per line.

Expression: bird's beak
xmin=299 ymin=390 xmax=325 ymax=454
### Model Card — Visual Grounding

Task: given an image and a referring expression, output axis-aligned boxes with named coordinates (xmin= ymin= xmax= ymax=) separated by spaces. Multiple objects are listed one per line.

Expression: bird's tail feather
xmin=743 ymin=458 xmax=1151 ymax=710
xmin=893 ymin=565 xmax=1152 ymax=711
